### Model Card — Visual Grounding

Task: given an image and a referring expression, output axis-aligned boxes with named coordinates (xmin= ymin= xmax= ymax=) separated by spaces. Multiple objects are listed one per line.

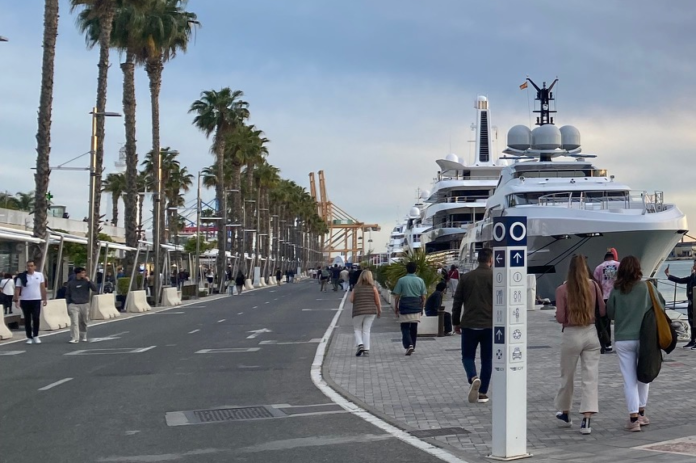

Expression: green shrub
xmin=116 ymin=275 xmax=143 ymax=295
xmin=381 ymin=249 xmax=442 ymax=296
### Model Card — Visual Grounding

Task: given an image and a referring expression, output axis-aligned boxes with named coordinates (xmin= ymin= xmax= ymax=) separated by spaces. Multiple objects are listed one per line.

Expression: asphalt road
xmin=0 ymin=280 xmax=446 ymax=463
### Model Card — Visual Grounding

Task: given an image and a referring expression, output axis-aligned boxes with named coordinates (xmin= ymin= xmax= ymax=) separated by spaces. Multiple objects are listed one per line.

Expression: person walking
xmin=447 ymin=265 xmax=460 ymax=297
xmin=13 ymin=261 xmax=47 ymax=345
xmin=340 ymin=267 xmax=349 ymax=292
xmin=275 ymin=268 xmax=282 ymax=286
xmin=664 ymin=260 xmax=696 ymax=349
xmin=65 ymin=267 xmax=97 ymax=343
xmin=608 ymin=256 xmax=662 ymax=432
xmin=350 ymin=270 xmax=381 ymax=357
xmin=554 ymin=255 xmax=605 ymax=435
xmin=594 ymin=250 xmax=620 ymax=353
xmin=393 ymin=261 xmax=427 ymax=356
xmin=235 ymin=271 xmax=246 ymax=296
xmin=331 ymin=265 xmax=341 ymax=292
xmin=320 ymin=267 xmax=330 ymax=292
xmin=1 ymin=272 xmax=15 ymax=315
xmin=452 ymin=248 xmax=493 ymax=404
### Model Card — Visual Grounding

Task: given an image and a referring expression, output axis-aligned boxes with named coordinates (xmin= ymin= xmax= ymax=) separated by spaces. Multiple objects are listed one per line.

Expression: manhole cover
xmin=194 ymin=406 xmax=274 ymax=422
xmin=410 ymin=427 xmax=470 ymax=438
xmin=528 ymin=345 xmax=551 ymax=349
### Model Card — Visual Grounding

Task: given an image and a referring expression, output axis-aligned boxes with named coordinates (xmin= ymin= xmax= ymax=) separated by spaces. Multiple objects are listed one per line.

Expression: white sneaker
xmin=26 ymin=338 xmax=33 ymax=345
xmin=68 ymin=339 xmax=79 ymax=344
xmin=468 ymin=377 xmax=481 ymax=403
xmin=80 ymin=335 xmax=87 ymax=342
xmin=33 ymin=336 xmax=42 ymax=344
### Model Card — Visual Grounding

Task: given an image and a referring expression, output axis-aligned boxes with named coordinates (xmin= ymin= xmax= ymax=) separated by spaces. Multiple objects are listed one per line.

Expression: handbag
xmin=647 ymin=281 xmax=677 ymax=354
xmin=593 ymin=281 xmax=611 ymax=346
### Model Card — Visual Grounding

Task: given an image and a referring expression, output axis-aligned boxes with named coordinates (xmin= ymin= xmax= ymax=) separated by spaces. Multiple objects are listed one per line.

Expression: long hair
xmin=566 ymin=255 xmax=593 ymax=325
xmin=614 ymin=256 xmax=642 ymax=294
xmin=357 ymin=269 xmax=374 ymax=287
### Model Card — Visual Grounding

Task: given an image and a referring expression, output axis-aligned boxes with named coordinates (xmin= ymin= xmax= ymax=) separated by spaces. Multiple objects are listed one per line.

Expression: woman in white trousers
xmin=607 ymin=256 xmax=661 ymax=432
xmin=553 ymin=255 xmax=605 ymax=435
xmin=349 ymin=270 xmax=381 ymax=357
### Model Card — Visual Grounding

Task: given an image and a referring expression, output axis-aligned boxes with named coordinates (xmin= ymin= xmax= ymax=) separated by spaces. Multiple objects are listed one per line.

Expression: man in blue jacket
xmin=665 ymin=261 xmax=696 ymax=349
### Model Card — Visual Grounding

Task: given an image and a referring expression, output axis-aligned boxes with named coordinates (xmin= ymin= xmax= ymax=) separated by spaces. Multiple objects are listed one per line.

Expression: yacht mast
xmin=526 ymin=78 xmax=558 ymax=126
xmin=474 ymin=96 xmax=494 ymax=166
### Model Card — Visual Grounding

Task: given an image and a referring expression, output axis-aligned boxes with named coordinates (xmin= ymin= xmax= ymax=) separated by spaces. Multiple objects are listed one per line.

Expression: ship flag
xmin=519 ymin=81 xmax=528 ymax=90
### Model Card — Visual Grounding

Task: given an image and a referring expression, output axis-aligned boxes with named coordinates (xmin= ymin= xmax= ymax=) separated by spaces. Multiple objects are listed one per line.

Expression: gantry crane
xmin=309 ymin=170 xmax=381 ymax=263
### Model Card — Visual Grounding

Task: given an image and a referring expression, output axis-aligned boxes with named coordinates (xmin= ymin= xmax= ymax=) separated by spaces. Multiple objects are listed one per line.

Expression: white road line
xmin=311 ymin=293 xmax=468 ymax=463
xmin=253 ymin=306 xmax=258 ymax=309
xmin=0 ymin=351 xmax=25 ymax=356
xmin=238 ymin=312 xmax=243 ymax=315
xmin=217 ymin=319 xmax=226 ymax=323
xmin=196 ymin=348 xmax=260 ymax=353
xmin=188 ymin=329 xmax=200 ymax=334
xmin=132 ymin=346 xmax=156 ymax=353
xmin=265 ymin=302 xmax=270 ymax=304
xmin=38 ymin=378 xmax=73 ymax=391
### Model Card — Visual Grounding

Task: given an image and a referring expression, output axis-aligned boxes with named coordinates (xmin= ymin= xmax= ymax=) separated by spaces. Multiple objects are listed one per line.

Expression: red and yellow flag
xmin=519 ymin=81 xmax=528 ymax=90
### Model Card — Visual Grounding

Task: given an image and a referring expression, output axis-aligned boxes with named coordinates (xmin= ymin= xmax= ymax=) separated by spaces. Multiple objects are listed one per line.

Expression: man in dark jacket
xmin=665 ymin=261 xmax=696 ymax=349
xmin=65 ymin=267 xmax=98 ymax=343
xmin=425 ymin=282 xmax=452 ymax=334
xmin=452 ymin=248 xmax=494 ymax=404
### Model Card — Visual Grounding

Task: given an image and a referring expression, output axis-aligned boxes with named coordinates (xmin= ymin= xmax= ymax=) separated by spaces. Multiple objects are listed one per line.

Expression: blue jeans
xmin=400 ymin=322 xmax=418 ymax=349
xmin=461 ymin=328 xmax=493 ymax=394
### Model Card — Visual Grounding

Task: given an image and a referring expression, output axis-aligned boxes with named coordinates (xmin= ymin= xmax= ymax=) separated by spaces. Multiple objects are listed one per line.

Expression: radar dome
xmin=420 ymin=189 xmax=431 ymax=200
xmin=560 ymin=125 xmax=581 ymax=151
xmin=476 ymin=95 xmax=488 ymax=102
xmin=445 ymin=153 xmax=460 ymax=163
xmin=507 ymin=125 xmax=532 ymax=150
xmin=531 ymin=125 xmax=562 ymax=150
xmin=409 ymin=207 xmax=421 ymax=219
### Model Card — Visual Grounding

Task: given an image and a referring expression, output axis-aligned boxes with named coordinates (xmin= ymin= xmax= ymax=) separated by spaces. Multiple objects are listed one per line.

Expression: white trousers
xmin=615 ymin=340 xmax=650 ymax=414
xmin=352 ymin=314 xmax=376 ymax=350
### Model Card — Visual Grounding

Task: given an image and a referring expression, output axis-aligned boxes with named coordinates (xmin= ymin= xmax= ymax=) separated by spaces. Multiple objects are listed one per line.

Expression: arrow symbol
xmin=495 ymin=254 xmax=502 ymax=264
xmin=246 ymin=328 xmax=272 ymax=339
xmin=495 ymin=329 xmax=503 ymax=341
xmin=512 ymin=252 xmax=523 ymax=263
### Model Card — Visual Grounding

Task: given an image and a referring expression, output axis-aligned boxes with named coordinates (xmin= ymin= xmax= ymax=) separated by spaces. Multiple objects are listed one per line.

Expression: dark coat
xmin=637 ymin=308 xmax=661 ymax=383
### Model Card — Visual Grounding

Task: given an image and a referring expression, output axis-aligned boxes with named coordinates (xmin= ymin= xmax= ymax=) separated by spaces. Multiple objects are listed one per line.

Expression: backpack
xmin=321 ymin=269 xmax=330 ymax=279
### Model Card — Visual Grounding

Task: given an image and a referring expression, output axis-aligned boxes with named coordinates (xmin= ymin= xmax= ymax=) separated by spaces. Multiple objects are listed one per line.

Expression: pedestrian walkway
xmin=325 ymin=297 xmax=696 ymax=462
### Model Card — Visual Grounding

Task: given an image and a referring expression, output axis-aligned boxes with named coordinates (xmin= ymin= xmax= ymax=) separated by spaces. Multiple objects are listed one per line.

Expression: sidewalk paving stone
xmin=326 ymin=297 xmax=696 ymax=461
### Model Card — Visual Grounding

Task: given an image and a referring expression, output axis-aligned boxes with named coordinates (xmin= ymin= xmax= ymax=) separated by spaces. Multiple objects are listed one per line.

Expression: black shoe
xmin=355 ymin=344 xmax=364 ymax=357
xmin=580 ymin=417 xmax=591 ymax=435
xmin=362 ymin=351 xmax=369 ymax=357
xmin=684 ymin=340 xmax=696 ymax=349
xmin=556 ymin=412 xmax=572 ymax=428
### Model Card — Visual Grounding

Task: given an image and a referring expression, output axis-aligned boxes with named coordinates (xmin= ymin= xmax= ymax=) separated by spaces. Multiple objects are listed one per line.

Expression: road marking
xmin=311 ymin=292 xmax=468 ymax=463
xmin=89 ymin=331 xmax=129 ymax=343
xmin=302 ymin=308 xmax=340 ymax=311
xmin=247 ymin=328 xmax=272 ymax=339
xmin=155 ymin=311 xmax=185 ymax=314
xmin=195 ymin=348 xmax=260 ymax=353
xmin=188 ymin=329 xmax=200 ymax=334
xmin=217 ymin=319 xmax=226 ymax=323
xmin=38 ymin=377 xmax=73 ymax=391
xmin=265 ymin=302 xmax=270 ymax=304
xmin=65 ymin=346 xmax=156 ymax=356
xmin=0 ymin=351 xmax=25 ymax=356
xmin=253 ymin=306 xmax=258 ymax=309
xmin=238 ymin=312 xmax=243 ymax=315
xmin=274 ymin=298 xmax=278 ymax=301
xmin=259 ymin=339 xmax=321 ymax=345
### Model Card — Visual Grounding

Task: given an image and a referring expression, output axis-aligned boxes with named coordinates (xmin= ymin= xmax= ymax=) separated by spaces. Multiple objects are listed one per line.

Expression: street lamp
xmin=152 ymin=148 xmax=178 ymax=303
xmin=87 ymin=108 xmax=121 ymax=281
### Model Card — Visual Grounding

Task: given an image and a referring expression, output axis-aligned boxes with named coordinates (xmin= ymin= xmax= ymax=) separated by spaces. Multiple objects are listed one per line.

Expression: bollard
xmin=437 ymin=305 xmax=445 ymax=337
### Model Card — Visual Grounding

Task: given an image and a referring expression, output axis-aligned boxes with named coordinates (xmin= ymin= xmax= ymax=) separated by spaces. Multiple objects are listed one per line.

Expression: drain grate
xmin=391 ymin=338 xmax=436 ymax=342
xmin=528 ymin=345 xmax=552 ymax=349
xmin=409 ymin=427 xmax=470 ymax=438
xmin=194 ymin=406 xmax=275 ymax=422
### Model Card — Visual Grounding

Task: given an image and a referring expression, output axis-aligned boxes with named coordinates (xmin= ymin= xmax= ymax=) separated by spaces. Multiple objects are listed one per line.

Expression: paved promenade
xmin=325 ymin=294 xmax=696 ymax=462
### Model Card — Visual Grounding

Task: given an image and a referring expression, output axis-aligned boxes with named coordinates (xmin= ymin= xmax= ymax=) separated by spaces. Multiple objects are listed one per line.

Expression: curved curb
xmin=311 ymin=291 xmax=473 ymax=463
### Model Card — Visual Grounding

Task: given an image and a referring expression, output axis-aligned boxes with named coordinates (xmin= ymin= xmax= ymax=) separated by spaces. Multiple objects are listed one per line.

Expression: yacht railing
xmin=435 ymin=174 xmax=500 ymax=182
xmin=433 ymin=220 xmax=472 ymax=229
xmin=445 ymin=195 xmax=489 ymax=203
xmin=535 ymin=191 xmax=667 ymax=214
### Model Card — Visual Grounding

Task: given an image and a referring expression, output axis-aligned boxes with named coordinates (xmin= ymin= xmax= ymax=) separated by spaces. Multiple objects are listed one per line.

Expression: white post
xmin=490 ymin=216 xmax=530 ymax=460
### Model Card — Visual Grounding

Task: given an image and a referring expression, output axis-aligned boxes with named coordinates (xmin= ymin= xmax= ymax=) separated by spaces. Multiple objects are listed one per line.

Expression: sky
xmin=1 ymin=0 xmax=696 ymax=252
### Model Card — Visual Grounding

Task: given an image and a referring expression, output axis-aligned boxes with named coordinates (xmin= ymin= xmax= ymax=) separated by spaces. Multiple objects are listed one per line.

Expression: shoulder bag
xmin=647 ymin=281 xmax=677 ymax=354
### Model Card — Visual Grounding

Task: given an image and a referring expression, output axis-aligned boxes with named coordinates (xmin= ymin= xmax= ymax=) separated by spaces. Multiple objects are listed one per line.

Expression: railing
xmin=445 ymin=195 xmax=489 ymax=203
xmin=434 ymin=175 xmax=500 ymax=182
xmin=434 ymin=221 xmax=471 ymax=229
xmin=533 ymin=191 xmax=668 ymax=214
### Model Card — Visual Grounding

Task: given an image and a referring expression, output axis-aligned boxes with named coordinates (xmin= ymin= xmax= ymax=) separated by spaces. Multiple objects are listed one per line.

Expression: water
xmin=655 ymin=260 xmax=693 ymax=304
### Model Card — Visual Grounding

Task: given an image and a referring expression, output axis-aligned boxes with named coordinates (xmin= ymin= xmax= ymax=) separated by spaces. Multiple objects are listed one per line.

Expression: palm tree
xmin=76 ymin=0 xmax=148 ymax=265
xmin=15 ymin=191 xmax=36 ymax=212
xmin=102 ymin=172 xmax=126 ymax=226
xmin=33 ymin=0 xmax=60 ymax=263
xmin=190 ymin=88 xmax=249 ymax=283
xmin=136 ymin=170 xmax=148 ymax=238
xmin=254 ymin=162 xmax=279 ymax=279
xmin=0 ymin=192 xmax=20 ymax=210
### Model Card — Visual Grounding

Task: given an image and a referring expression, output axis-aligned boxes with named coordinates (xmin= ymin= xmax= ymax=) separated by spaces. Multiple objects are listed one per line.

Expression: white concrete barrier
xmin=269 ymin=276 xmax=276 ymax=285
xmin=527 ymin=274 xmax=537 ymax=311
xmin=0 ymin=317 xmax=13 ymax=340
xmin=126 ymin=290 xmax=151 ymax=313
xmin=90 ymin=294 xmax=120 ymax=320
xmin=419 ymin=316 xmax=439 ymax=336
xmin=256 ymin=278 xmax=265 ymax=288
xmin=244 ymin=279 xmax=254 ymax=290
xmin=162 ymin=287 xmax=182 ymax=307
xmin=40 ymin=299 xmax=70 ymax=331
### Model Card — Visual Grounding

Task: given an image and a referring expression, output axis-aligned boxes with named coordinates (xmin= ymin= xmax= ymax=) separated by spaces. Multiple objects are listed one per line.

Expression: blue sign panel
xmin=492 ymin=217 xmax=528 ymax=246
xmin=510 ymin=250 xmax=525 ymax=267
xmin=494 ymin=326 xmax=506 ymax=344
xmin=494 ymin=250 xmax=505 ymax=268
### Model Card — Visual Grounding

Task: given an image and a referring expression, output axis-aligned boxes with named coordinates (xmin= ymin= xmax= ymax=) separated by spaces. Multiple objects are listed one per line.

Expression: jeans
xmin=616 ymin=340 xmax=649 ymax=414
xmin=400 ymin=322 xmax=418 ymax=349
xmin=353 ymin=315 xmax=376 ymax=350
xmin=461 ymin=328 xmax=493 ymax=394
xmin=20 ymin=300 xmax=41 ymax=339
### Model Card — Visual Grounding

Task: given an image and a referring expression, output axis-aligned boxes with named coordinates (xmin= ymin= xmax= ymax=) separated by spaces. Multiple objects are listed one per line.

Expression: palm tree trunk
xmin=215 ymin=141 xmax=226 ymax=289
xmin=231 ymin=164 xmax=243 ymax=270
xmin=122 ymin=51 xmax=138 ymax=272
xmin=146 ymin=56 xmax=164 ymax=292
xmin=91 ymin=6 xmax=116 ymax=267
xmin=112 ymin=193 xmax=119 ymax=227
xmin=32 ymin=0 xmax=59 ymax=264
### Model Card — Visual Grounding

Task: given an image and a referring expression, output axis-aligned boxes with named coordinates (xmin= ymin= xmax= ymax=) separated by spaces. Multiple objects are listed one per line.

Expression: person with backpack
xmin=13 ymin=261 xmax=47 ymax=345
xmin=1 ymin=272 xmax=15 ymax=315
xmin=594 ymin=250 xmax=620 ymax=353
xmin=607 ymin=256 xmax=663 ymax=432
xmin=553 ymin=255 xmax=605 ymax=435
xmin=320 ymin=267 xmax=330 ymax=292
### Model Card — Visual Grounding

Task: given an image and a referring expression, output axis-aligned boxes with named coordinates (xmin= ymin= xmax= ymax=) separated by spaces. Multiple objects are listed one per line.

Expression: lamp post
xmin=87 ymin=108 xmax=121 ymax=281
xmin=195 ymin=171 xmax=201 ymax=288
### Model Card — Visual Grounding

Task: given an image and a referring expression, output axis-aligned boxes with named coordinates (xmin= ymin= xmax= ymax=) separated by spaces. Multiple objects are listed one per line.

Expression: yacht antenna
xmin=526 ymin=77 xmax=558 ymax=126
